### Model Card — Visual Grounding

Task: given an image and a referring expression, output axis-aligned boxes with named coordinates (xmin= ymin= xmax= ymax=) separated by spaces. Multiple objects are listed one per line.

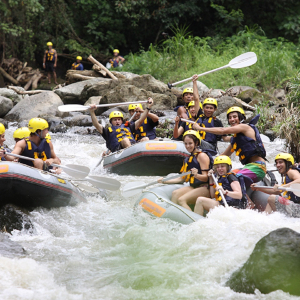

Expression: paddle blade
xmin=122 ymin=181 xmax=146 ymax=197
xmin=58 ymin=105 xmax=89 ymax=112
xmin=229 ymin=52 xmax=257 ymax=69
xmin=86 ymin=175 xmax=121 ymax=191
xmin=58 ymin=164 xmax=90 ymax=179
xmin=76 ymin=182 xmax=99 ymax=193
xmin=289 ymin=183 xmax=300 ymax=197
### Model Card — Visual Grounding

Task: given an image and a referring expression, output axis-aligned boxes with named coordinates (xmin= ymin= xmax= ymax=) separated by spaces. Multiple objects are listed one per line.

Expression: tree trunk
xmin=0 ymin=67 xmax=19 ymax=85
xmin=8 ymin=86 xmax=44 ymax=95
xmin=88 ymin=55 xmax=118 ymax=80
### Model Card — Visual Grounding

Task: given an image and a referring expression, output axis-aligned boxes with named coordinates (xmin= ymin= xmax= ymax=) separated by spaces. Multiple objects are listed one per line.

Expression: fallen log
xmin=0 ymin=67 xmax=19 ymax=85
xmin=88 ymin=55 xmax=117 ymax=80
xmin=233 ymin=97 xmax=255 ymax=111
xmin=31 ymin=73 xmax=43 ymax=90
xmin=93 ymin=64 xmax=106 ymax=77
xmin=8 ymin=86 xmax=44 ymax=95
xmin=71 ymin=74 xmax=96 ymax=81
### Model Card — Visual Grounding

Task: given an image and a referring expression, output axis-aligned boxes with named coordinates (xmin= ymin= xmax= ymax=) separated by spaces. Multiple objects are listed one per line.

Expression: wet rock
xmin=227 ymin=86 xmax=259 ymax=97
xmin=0 ymin=96 xmax=13 ymax=117
xmin=0 ymin=204 xmax=33 ymax=234
xmin=179 ymin=81 xmax=209 ymax=98
xmin=227 ymin=227 xmax=300 ymax=296
xmin=63 ymin=114 xmax=93 ymax=127
xmin=84 ymin=96 xmax=102 ymax=116
xmin=215 ymin=96 xmax=243 ymax=115
xmin=0 ymin=233 xmax=25 ymax=257
xmin=245 ymin=110 xmax=254 ymax=122
xmin=38 ymin=115 xmax=67 ymax=133
xmin=4 ymin=91 xmax=64 ymax=122
xmin=207 ymin=89 xmax=224 ymax=98
xmin=264 ymin=129 xmax=276 ymax=141
xmin=55 ymin=78 xmax=108 ymax=104
xmin=80 ymin=80 xmax=112 ymax=102
xmin=0 ymin=118 xmax=9 ymax=128
xmin=0 ymin=87 xmax=28 ymax=104
xmin=238 ymin=88 xmax=262 ymax=103
xmin=218 ymin=112 xmax=228 ymax=126
xmin=131 ymin=74 xmax=169 ymax=94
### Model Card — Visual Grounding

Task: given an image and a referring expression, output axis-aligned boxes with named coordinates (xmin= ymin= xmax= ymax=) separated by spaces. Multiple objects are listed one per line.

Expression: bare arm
xmin=147 ymin=112 xmax=159 ymax=123
xmin=135 ymin=98 xmax=153 ymax=130
xmin=192 ymin=74 xmax=200 ymax=115
xmin=54 ymin=50 xmax=57 ymax=67
xmin=193 ymin=123 xmax=250 ymax=136
xmin=119 ymin=56 xmax=125 ymax=63
xmin=173 ymin=116 xmax=184 ymax=138
xmin=177 ymin=106 xmax=189 ymax=119
xmin=227 ymin=181 xmax=242 ymax=199
xmin=45 ymin=141 xmax=60 ymax=165
xmin=221 ymin=144 xmax=233 ymax=156
xmin=221 ymin=135 xmax=232 ymax=142
xmin=89 ymin=106 xmax=103 ymax=134
xmin=43 ymin=51 xmax=46 ymax=68
xmin=194 ymin=153 xmax=209 ymax=183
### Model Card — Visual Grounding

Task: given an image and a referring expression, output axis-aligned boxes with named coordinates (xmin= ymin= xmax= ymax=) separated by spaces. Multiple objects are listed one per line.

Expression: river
xmin=1 ymin=121 xmax=300 ymax=300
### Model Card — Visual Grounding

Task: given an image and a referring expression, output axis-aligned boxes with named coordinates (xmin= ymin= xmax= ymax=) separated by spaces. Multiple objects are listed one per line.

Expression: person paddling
xmin=128 ymin=103 xmax=159 ymax=142
xmin=71 ymin=56 xmax=84 ymax=70
xmin=193 ymin=106 xmax=267 ymax=184
xmin=0 ymin=118 xmax=60 ymax=170
xmin=194 ymin=155 xmax=247 ymax=215
xmin=90 ymin=98 xmax=154 ymax=153
xmin=158 ymin=130 xmax=216 ymax=211
xmin=13 ymin=127 xmax=31 ymax=143
xmin=252 ymin=153 xmax=300 ymax=217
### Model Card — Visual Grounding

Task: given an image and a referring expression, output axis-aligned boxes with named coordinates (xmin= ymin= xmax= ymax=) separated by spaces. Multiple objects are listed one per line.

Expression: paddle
xmin=58 ymin=100 xmax=149 ymax=112
xmin=94 ymin=149 xmax=110 ymax=170
xmin=6 ymin=153 xmax=90 ymax=179
xmin=122 ymin=171 xmax=191 ymax=197
xmin=211 ymin=173 xmax=229 ymax=208
xmin=254 ymin=183 xmax=300 ymax=197
xmin=180 ymin=118 xmax=195 ymax=124
xmin=74 ymin=182 xmax=99 ymax=193
xmin=84 ymin=175 xmax=121 ymax=191
xmin=168 ymin=52 xmax=257 ymax=88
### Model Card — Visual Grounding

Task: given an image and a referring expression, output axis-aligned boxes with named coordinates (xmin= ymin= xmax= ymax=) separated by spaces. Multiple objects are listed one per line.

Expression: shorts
xmin=112 ymin=139 xmax=136 ymax=153
xmin=45 ymin=62 xmax=55 ymax=72
xmin=234 ymin=161 xmax=266 ymax=185
xmin=275 ymin=195 xmax=300 ymax=218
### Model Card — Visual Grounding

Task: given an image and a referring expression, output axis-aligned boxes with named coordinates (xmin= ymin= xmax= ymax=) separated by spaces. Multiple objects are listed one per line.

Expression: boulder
xmin=4 ymin=91 xmax=64 ymax=122
xmin=264 ymin=129 xmax=276 ymax=141
xmin=0 ymin=118 xmax=8 ymax=128
xmin=0 ymin=204 xmax=33 ymax=234
xmin=215 ymin=96 xmax=243 ymax=115
xmin=38 ymin=115 xmax=67 ymax=133
xmin=218 ymin=112 xmax=228 ymax=126
xmin=273 ymin=88 xmax=286 ymax=101
xmin=0 ymin=96 xmax=13 ymax=117
xmin=245 ymin=110 xmax=254 ymax=122
xmin=227 ymin=228 xmax=300 ymax=296
xmin=55 ymin=78 xmax=109 ymax=104
xmin=207 ymin=89 xmax=225 ymax=98
xmin=227 ymin=86 xmax=259 ymax=96
xmin=84 ymin=96 xmax=102 ymax=115
xmin=179 ymin=81 xmax=209 ymax=97
xmin=0 ymin=233 xmax=25 ymax=257
xmin=130 ymin=74 xmax=169 ymax=94
xmin=0 ymin=87 xmax=28 ymax=104
xmin=63 ymin=114 xmax=93 ymax=127
xmin=80 ymin=80 xmax=113 ymax=102
xmin=238 ymin=89 xmax=262 ymax=104
xmin=117 ymin=71 xmax=140 ymax=79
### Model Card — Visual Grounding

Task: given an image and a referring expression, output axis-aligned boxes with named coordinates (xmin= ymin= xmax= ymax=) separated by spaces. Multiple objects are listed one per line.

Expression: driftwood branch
xmin=8 ymin=86 xmax=44 ymax=95
xmin=233 ymin=97 xmax=255 ymax=111
xmin=88 ymin=55 xmax=117 ymax=80
xmin=0 ymin=67 xmax=19 ymax=85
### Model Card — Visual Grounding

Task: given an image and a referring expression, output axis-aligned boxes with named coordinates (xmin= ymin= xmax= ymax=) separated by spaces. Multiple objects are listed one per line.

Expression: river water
xmin=1 ymin=123 xmax=300 ymax=300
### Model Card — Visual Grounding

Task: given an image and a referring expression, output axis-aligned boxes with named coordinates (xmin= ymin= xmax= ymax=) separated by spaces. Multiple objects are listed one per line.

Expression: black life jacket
xmin=107 ymin=124 xmax=135 ymax=152
xmin=131 ymin=117 xmax=156 ymax=141
xmin=19 ymin=138 xmax=51 ymax=167
xmin=46 ymin=49 xmax=55 ymax=62
xmin=196 ymin=115 xmax=218 ymax=146
xmin=230 ymin=115 xmax=266 ymax=165
xmin=283 ymin=167 xmax=300 ymax=203
xmin=180 ymin=148 xmax=216 ymax=188
xmin=215 ymin=173 xmax=249 ymax=208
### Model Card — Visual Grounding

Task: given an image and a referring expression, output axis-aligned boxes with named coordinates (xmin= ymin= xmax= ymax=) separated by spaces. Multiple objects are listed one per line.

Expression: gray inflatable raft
xmin=103 ymin=139 xmax=213 ymax=176
xmin=0 ymin=161 xmax=85 ymax=209
xmin=135 ymin=171 xmax=277 ymax=224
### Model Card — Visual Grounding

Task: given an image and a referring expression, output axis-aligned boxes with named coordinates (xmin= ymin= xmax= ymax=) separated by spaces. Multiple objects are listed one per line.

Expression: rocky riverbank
xmin=0 ymin=70 xmax=287 ymax=140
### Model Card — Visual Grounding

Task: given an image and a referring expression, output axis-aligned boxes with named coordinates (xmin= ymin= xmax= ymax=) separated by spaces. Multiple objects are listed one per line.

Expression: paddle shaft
xmin=253 ymin=184 xmax=300 ymax=197
xmin=94 ymin=100 xmax=149 ymax=108
xmin=212 ymin=174 xmax=229 ymax=208
xmin=180 ymin=118 xmax=195 ymax=124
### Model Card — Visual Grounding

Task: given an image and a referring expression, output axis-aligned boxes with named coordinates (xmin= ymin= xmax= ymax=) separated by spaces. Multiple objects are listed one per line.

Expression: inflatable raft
xmin=103 ymin=139 xmax=213 ymax=176
xmin=0 ymin=161 xmax=85 ymax=209
xmin=134 ymin=171 xmax=277 ymax=224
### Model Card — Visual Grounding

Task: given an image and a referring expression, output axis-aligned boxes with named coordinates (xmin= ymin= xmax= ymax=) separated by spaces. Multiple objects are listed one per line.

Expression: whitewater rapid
xmin=1 ymin=124 xmax=299 ymax=300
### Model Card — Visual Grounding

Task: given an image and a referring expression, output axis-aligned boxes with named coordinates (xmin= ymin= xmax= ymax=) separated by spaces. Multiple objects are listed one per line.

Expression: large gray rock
xmin=227 ymin=228 xmax=300 ymax=296
xmin=227 ymin=86 xmax=259 ymax=96
xmin=179 ymin=81 xmax=209 ymax=97
xmin=0 ymin=96 xmax=13 ymax=117
xmin=215 ymin=96 xmax=243 ymax=115
xmin=117 ymin=71 xmax=140 ymax=79
xmin=130 ymin=74 xmax=169 ymax=94
xmin=4 ymin=91 xmax=63 ymax=122
xmin=0 ymin=87 xmax=28 ymax=104
xmin=80 ymin=80 xmax=112 ymax=102
xmin=55 ymin=78 xmax=109 ymax=104
xmin=63 ymin=115 xmax=93 ymax=127
xmin=84 ymin=96 xmax=102 ymax=115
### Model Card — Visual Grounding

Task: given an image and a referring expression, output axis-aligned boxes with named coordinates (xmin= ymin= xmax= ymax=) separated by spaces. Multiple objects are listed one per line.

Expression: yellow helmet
xmin=47 ymin=42 xmax=53 ymax=46
xmin=203 ymin=98 xmax=218 ymax=108
xmin=128 ymin=103 xmax=143 ymax=111
xmin=275 ymin=153 xmax=294 ymax=165
xmin=227 ymin=106 xmax=245 ymax=116
xmin=182 ymin=88 xmax=193 ymax=95
xmin=45 ymin=133 xmax=51 ymax=140
xmin=214 ymin=155 xmax=232 ymax=167
xmin=188 ymin=101 xmax=203 ymax=110
xmin=76 ymin=56 xmax=82 ymax=60
xmin=109 ymin=111 xmax=124 ymax=121
xmin=28 ymin=118 xmax=49 ymax=133
xmin=0 ymin=123 xmax=5 ymax=135
xmin=183 ymin=130 xmax=201 ymax=143
xmin=13 ymin=127 xmax=31 ymax=139
xmin=113 ymin=49 xmax=120 ymax=53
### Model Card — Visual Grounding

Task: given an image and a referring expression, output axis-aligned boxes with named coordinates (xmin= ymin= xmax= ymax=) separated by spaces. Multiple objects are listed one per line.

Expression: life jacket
xmin=283 ymin=167 xmax=300 ymax=203
xmin=111 ymin=58 xmax=120 ymax=68
xmin=131 ymin=117 xmax=156 ymax=141
xmin=196 ymin=115 xmax=218 ymax=146
xmin=72 ymin=62 xmax=83 ymax=70
xmin=0 ymin=146 xmax=11 ymax=161
xmin=46 ymin=49 xmax=55 ymax=62
xmin=180 ymin=148 xmax=216 ymax=188
xmin=19 ymin=138 xmax=51 ymax=167
xmin=230 ymin=115 xmax=266 ymax=165
xmin=107 ymin=124 xmax=135 ymax=152
xmin=214 ymin=173 xmax=249 ymax=208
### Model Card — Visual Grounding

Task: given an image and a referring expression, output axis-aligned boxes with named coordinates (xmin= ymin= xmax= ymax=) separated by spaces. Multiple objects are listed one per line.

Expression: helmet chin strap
xmin=35 ymin=131 xmax=44 ymax=140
